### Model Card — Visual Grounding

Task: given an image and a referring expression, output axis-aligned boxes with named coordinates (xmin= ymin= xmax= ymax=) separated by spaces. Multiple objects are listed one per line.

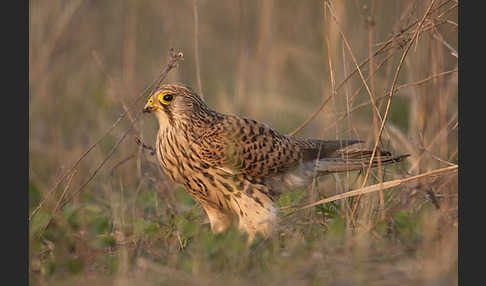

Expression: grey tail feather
xmin=301 ymin=139 xmax=364 ymax=161
xmin=316 ymin=150 xmax=410 ymax=173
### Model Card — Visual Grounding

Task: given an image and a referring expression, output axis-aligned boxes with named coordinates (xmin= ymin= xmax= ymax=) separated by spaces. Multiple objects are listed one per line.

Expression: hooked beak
xmin=143 ymin=103 xmax=157 ymax=113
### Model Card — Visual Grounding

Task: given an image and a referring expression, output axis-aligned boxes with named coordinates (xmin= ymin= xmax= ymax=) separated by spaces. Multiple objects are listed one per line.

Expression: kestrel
xmin=143 ymin=84 xmax=407 ymax=242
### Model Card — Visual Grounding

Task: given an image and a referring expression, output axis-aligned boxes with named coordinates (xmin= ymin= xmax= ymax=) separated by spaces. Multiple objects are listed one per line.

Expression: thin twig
xmin=135 ymin=137 xmax=156 ymax=155
xmin=366 ymin=0 xmax=385 ymax=217
xmin=352 ymin=0 xmax=439 ymax=217
xmin=59 ymin=125 xmax=133 ymax=211
xmin=110 ymin=154 xmax=137 ymax=176
xmin=33 ymin=171 xmax=78 ymax=237
xmin=281 ymin=164 xmax=457 ymax=212
xmin=150 ymin=48 xmax=184 ymax=102
xmin=192 ymin=0 xmax=204 ymax=98
xmin=287 ymin=2 xmax=404 ymax=137
xmin=288 ymin=0 xmax=453 ymax=137
xmin=288 ymin=95 xmax=334 ymax=136
xmin=323 ymin=68 xmax=457 ymax=133
xmin=92 ymin=50 xmax=140 ymax=134
xmin=432 ymin=30 xmax=458 ymax=58
xmin=53 ymin=170 xmax=78 ymax=214
xmin=29 ymin=170 xmax=78 ymax=222
xmin=388 ymin=68 xmax=458 ymax=94
xmin=325 ymin=1 xmax=383 ymax=125
xmin=37 ymin=170 xmax=79 ymax=235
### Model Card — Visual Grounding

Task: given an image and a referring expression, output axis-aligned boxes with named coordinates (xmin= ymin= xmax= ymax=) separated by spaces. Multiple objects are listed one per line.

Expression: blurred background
xmin=29 ymin=0 xmax=458 ymax=285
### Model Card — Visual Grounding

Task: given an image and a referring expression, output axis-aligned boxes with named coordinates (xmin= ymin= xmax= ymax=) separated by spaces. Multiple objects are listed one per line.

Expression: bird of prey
xmin=143 ymin=84 xmax=407 ymax=242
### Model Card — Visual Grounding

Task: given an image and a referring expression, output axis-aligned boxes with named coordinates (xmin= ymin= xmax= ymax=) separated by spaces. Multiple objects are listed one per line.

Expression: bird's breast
xmin=155 ymin=128 xmax=246 ymax=210
xmin=156 ymin=128 xmax=208 ymax=183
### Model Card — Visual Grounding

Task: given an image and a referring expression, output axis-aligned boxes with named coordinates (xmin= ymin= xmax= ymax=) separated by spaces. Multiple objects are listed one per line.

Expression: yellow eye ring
xmin=157 ymin=92 xmax=175 ymax=105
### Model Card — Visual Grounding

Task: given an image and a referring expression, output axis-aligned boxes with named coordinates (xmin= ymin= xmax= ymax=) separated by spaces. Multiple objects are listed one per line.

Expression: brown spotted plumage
xmin=143 ymin=84 xmax=408 ymax=242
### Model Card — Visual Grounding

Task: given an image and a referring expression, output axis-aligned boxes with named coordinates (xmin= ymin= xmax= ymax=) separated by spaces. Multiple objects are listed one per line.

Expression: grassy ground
xmin=29 ymin=0 xmax=458 ymax=285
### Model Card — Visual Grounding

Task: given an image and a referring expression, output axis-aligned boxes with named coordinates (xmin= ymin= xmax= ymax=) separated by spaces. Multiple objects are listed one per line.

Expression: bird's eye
xmin=158 ymin=93 xmax=175 ymax=105
xmin=163 ymin=94 xmax=173 ymax=102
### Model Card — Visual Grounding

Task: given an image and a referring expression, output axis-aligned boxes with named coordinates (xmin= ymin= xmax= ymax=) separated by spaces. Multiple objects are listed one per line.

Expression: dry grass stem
xmin=281 ymin=164 xmax=457 ymax=211
xmin=192 ymin=0 xmax=204 ymax=98
xmin=352 ymin=0 xmax=440 ymax=218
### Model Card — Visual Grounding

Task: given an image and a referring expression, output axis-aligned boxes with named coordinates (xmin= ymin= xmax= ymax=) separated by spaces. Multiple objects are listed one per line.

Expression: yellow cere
xmin=147 ymin=96 xmax=161 ymax=110
xmin=147 ymin=91 xmax=173 ymax=110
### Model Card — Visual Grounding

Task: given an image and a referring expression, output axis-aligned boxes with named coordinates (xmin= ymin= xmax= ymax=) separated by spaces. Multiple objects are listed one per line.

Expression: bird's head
xmin=143 ymin=84 xmax=208 ymax=128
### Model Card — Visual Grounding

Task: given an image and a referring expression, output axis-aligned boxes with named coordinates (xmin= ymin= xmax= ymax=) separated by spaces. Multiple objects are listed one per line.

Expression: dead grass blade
xmin=281 ymin=164 xmax=457 ymax=212
xmin=192 ymin=0 xmax=204 ymax=99
xmin=352 ymin=0 xmax=440 ymax=218
xmin=322 ymin=67 xmax=457 ymax=134
xmin=288 ymin=0 xmax=455 ymax=138
xmin=29 ymin=170 xmax=78 ymax=222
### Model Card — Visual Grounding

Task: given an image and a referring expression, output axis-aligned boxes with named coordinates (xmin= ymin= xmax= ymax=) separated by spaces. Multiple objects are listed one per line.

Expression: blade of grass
xmin=281 ymin=164 xmax=457 ymax=212
xmin=352 ymin=0 xmax=439 ymax=218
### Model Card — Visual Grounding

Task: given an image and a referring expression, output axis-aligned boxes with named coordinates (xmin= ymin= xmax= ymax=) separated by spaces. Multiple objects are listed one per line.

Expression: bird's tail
xmin=316 ymin=149 xmax=409 ymax=173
